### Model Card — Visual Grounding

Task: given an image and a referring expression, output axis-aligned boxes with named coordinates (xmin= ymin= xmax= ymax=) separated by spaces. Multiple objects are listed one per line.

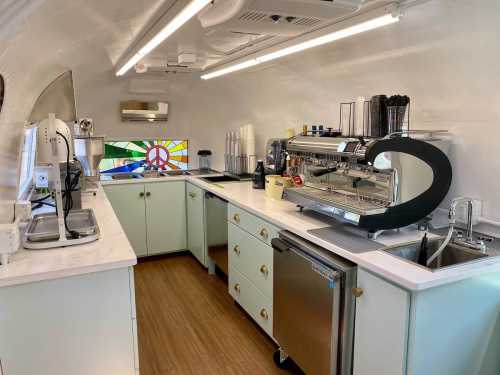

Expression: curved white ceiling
xmin=0 ymin=0 xmax=166 ymax=122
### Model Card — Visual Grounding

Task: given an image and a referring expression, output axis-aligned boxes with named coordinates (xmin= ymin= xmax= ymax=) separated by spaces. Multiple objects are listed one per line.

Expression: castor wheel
xmin=273 ymin=348 xmax=292 ymax=370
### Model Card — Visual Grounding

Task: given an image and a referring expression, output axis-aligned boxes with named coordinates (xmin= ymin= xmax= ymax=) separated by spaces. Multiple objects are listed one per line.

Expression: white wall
xmin=170 ymin=0 xmax=500 ymax=222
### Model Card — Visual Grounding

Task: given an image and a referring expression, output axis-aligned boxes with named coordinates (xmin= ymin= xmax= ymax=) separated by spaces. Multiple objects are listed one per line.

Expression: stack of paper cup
xmin=355 ymin=96 xmax=366 ymax=136
xmin=245 ymin=124 xmax=256 ymax=173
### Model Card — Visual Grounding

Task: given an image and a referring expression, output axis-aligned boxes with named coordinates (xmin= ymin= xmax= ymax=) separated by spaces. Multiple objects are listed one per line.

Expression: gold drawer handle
xmin=260 ymin=264 xmax=269 ymax=276
xmin=352 ymin=287 xmax=364 ymax=298
xmin=233 ymin=245 xmax=240 ymax=255
xmin=234 ymin=283 xmax=241 ymax=293
xmin=233 ymin=213 xmax=240 ymax=223
xmin=188 ymin=192 xmax=196 ymax=198
xmin=260 ymin=308 xmax=269 ymax=320
xmin=260 ymin=228 xmax=269 ymax=239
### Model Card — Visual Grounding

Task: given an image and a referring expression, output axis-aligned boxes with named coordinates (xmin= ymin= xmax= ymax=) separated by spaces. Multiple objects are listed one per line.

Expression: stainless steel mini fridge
xmin=272 ymin=231 xmax=357 ymax=375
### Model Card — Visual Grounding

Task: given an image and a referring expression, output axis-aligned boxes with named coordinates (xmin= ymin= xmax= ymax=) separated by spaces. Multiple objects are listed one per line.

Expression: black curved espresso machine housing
xmin=284 ymin=133 xmax=452 ymax=236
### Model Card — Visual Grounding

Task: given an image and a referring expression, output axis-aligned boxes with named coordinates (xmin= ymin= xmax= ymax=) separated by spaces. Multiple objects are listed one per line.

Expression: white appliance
xmin=36 ymin=116 xmax=73 ymax=164
xmin=23 ymin=114 xmax=100 ymax=250
xmin=199 ymin=0 xmax=362 ymax=37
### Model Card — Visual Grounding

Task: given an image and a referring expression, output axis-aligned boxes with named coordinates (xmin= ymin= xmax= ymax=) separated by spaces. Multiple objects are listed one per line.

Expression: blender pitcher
xmin=198 ymin=150 xmax=212 ymax=172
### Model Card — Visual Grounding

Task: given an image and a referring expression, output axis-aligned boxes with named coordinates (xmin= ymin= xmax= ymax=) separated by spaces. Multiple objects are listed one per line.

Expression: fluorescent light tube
xmin=116 ymin=53 xmax=144 ymax=76
xmin=116 ymin=0 xmax=212 ymax=76
xmin=201 ymin=13 xmax=400 ymax=80
xmin=201 ymin=59 xmax=260 ymax=80
xmin=257 ymin=14 xmax=399 ymax=63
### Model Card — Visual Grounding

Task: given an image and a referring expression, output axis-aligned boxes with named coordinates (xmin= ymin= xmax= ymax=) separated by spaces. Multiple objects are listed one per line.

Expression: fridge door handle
xmin=271 ymin=238 xmax=289 ymax=253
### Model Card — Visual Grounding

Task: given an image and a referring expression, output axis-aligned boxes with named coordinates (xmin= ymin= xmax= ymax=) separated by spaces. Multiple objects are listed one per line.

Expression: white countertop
xmin=187 ymin=178 xmax=500 ymax=291
xmin=0 ymin=187 xmax=137 ymax=288
xmin=10 ymin=172 xmax=499 ymax=291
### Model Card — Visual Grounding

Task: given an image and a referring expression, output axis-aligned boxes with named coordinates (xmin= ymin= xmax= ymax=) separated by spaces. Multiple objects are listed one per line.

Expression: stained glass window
xmin=99 ymin=139 xmax=188 ymax=173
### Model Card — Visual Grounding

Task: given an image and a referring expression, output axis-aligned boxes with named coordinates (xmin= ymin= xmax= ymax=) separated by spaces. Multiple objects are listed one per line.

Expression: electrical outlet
xmin=455 ymin=199 xmax=482 ymax=226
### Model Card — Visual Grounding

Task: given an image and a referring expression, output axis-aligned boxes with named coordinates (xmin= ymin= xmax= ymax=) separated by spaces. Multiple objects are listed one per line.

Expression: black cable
xmin=31 ymin=194 xmax=52 ymax=204
xmin=56 ymin=131 xmax=80 ymax=239
xmin=32 ymin=202 xmax=56 ymax=210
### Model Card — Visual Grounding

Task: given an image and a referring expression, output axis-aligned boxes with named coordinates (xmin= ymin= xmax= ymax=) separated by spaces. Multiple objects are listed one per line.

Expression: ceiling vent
xmin=199 ymin=0 xmax=362 ymax=37
xmin=238 ymin=10 xmax=322 ymax=28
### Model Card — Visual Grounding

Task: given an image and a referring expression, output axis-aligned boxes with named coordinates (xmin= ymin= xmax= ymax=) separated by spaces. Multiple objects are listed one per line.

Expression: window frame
xmin=17 ymin=125 xmax=38 ymax=200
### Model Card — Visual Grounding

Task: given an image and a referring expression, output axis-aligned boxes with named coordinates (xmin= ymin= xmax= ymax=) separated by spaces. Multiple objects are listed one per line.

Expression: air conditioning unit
xmin=120 ymin=101 xmax=169 ymax=122
xmin=199 ymin=0 xmax=363 ymax=37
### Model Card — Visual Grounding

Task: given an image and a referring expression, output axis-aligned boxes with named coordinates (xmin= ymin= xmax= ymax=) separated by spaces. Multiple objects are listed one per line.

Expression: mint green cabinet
xmin=353 ymin=269 xmax=410 ymax=375
xmin=353 ymin=268 xmax=500 ymax=375
xmin=145 ymin=181 xmax=186 ymax=255
xmin=406 ymin=273 xmax=500 ymax=375
xmin=103 ymin=184 xmax=148 ymax=257
xmin=104 ymin=181 xmax=187 ymax=257
xmin=186 ymin=182 xmax=206 ymax=266
xmin=227 ymin=203 xmax=277 ymax=339
xmin=0 ymin=268 xmax=137 ymax=375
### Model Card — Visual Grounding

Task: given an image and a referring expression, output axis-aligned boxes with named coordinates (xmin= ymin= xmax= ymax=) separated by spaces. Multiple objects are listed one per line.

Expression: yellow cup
xmin=265 ymin=175 xmax=294 ymax=200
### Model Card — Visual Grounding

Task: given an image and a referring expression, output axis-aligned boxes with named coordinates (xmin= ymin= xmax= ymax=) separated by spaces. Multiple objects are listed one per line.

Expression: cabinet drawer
xmin=229 ymin=266 xmax=273 ymax=338
xmin=228 ymin=222 xmax=273 ymax=299
xmin=228 ymin=204 xmax=280 ymax=246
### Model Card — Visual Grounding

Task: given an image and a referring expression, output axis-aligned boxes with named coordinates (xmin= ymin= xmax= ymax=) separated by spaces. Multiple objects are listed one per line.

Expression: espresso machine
xmin=284 ymin=132 xmax=452 ymax=236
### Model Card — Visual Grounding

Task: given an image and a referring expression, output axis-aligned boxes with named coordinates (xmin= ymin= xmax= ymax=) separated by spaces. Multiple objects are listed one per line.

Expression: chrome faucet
xmin=449 ymin=197 xmax=486 ymax=253
xmin=427 ymin=197 xmax=486 ymax=266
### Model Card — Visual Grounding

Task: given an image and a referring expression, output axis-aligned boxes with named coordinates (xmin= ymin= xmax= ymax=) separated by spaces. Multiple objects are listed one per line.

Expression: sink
xmin=111 ymin=173 xmax=142 ymax=180
xmin=384 ymin=238 xmax=490 ymax=272
xmin=187 ymin=169 xmax=219 ymax=176
xmin=163 ymin=170 xmax=191 ymax=176
xmin=201 ymin=175 xmax=241 ymax=183
xmin=141 ymin=171 xmax=163 ymax=178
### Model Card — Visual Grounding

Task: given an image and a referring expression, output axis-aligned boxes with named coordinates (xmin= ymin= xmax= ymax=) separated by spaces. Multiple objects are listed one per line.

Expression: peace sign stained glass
xmin=99 ymin=139 xmax=188 ymax=173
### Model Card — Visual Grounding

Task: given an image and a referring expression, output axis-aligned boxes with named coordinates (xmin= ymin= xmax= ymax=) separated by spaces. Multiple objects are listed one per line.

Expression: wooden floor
xmin=135 ymin=254 xmax=303 ymax=375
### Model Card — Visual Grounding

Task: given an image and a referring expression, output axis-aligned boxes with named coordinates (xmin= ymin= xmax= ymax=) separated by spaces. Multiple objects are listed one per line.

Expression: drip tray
xmin=308 ymin=224 xmax=384 ymax=254
xmin=24 ymin=209 xmax=100 ymax=250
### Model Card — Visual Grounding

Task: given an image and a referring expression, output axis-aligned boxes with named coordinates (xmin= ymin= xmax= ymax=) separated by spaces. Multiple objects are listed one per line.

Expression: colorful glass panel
xmin=99 ymin=139 xmax=188 ymax=173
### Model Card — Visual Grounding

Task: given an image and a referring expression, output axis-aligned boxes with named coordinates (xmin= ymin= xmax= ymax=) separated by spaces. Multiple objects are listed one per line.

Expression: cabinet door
xmin=0 ymin=268 xmax=136 ymax=375
xmin=145 ymin=181 xmax=187 ymax=255
xmin=104 ymin=184 xmax=147 ymax=257
xmin=186 ymin=183 xmax=206 ymax=266
xmin=353 ymin=269 xmax=410 ymax=375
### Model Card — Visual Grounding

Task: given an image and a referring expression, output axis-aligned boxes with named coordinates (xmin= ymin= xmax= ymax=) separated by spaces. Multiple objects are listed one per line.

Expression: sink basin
xmin=187 ymin=169 xmax=219 ymax=176
xmin=111 ymin=173 xmax=142 ymax=180
xmin=384 ymin=238 xmax=490 ymax=271
xmin=201 ymin=175 xmax=241 ymax=183
xmin=163 ymin=170 xmax=191 ymax=176
xmin=141 ymin=171 xmax=163 ymax=178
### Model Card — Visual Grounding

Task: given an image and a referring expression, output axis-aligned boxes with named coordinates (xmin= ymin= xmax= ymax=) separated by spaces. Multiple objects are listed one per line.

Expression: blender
xmin=198 ymin=150 xmax=212 ymax=172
